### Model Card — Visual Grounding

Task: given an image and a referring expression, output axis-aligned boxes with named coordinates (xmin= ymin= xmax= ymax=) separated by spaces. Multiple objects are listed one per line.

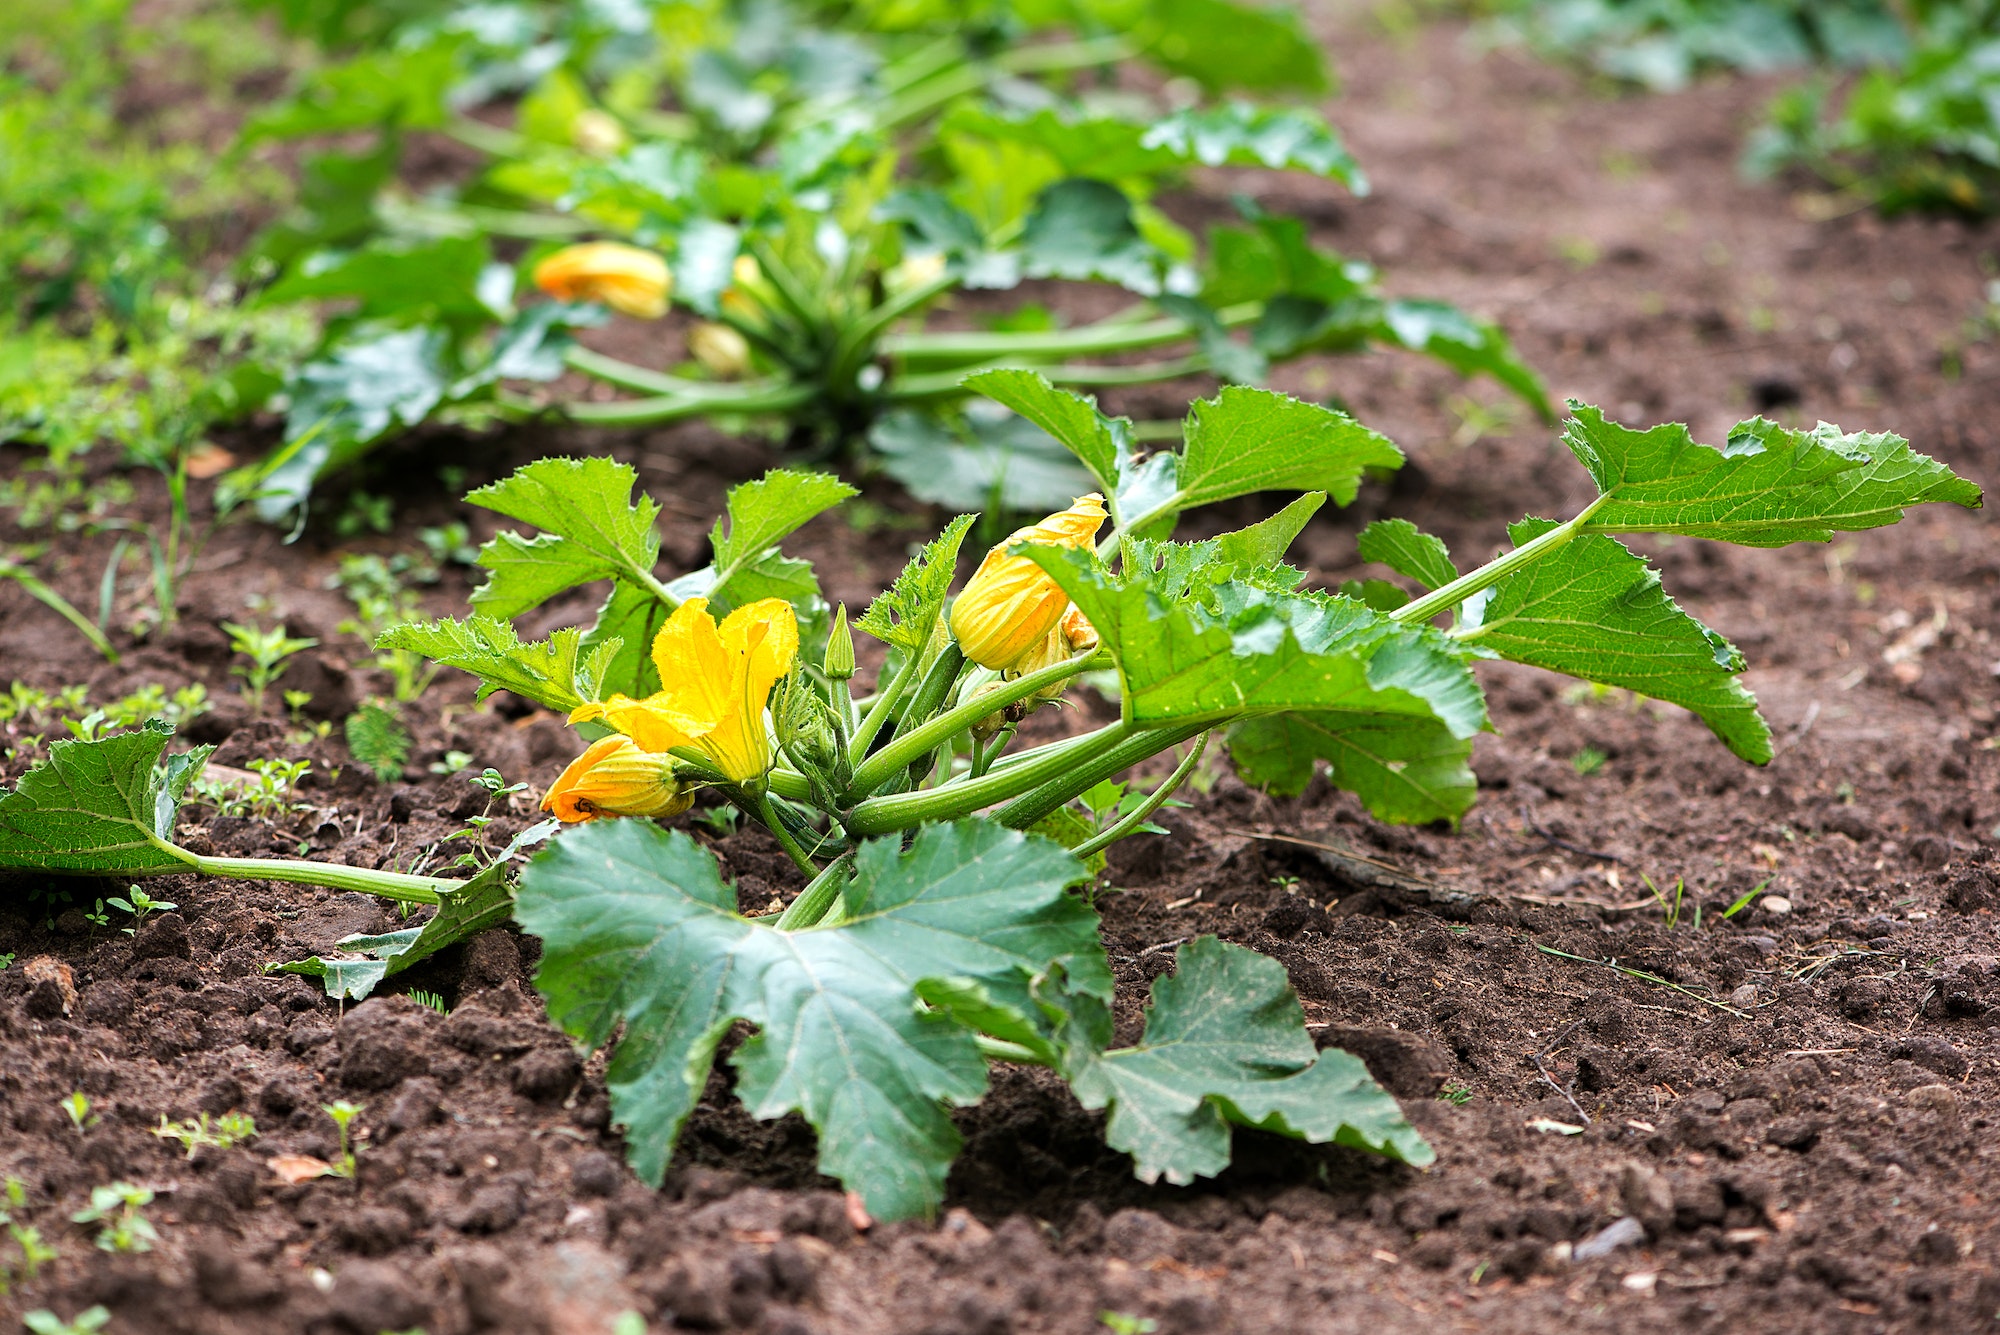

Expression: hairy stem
xmin=774 ymin=854 xmax=854 ymax=930
xmin=750 ymin=789 xmax=821 ymax=878
xmin=1394 ymin=494 xmax=1609 ymax=627
xmin=187 ymin=855 xmax=455 ymax=905
xmin=994 ymin=720 xmax=1210 ymax=830
xmin=843 ymin=721 xmax=1138 ymax=835
xmin=847 ymin=649 xmax=1100 ymax=796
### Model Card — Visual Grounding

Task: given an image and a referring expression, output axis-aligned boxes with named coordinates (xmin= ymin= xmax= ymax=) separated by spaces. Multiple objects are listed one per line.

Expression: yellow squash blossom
xmin=569 ymin=597 xmax=798 ymax=784
xmin=532 ymin=242 xmax=671 ymax=319
xmin=541 ymin=736 xmax=691 ymax=823
xmin=949 ymin=493 xmax=1106 ymax=672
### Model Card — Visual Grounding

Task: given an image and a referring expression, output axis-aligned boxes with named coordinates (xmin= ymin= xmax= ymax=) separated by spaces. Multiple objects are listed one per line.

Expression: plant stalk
xmin=994 ymin=719 xmax=1210 ymax=830
xmin=1394 ymin=494 xmax=1609 ymax=627
xmin=843 ymin=720 xmax=1138 ymax=834
xmin=847 ymin=649 xmax=1099 ymax=796
xmin=185 ymin=855 xmax=453 ymax=905
xmin=1068 ymin=731 xmax=1210 ymax=860
xmin=774 ymin=854 xmax=854 ymax=930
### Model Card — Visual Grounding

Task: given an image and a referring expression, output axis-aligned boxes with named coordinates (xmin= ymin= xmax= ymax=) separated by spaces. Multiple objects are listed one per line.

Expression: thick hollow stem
xmin=188 ymin=855 xmax=453 ymax=905
xmin=1068 ymin=731 xmax=1210 ymax=860
xmin=565 ymin=382 xmax=818 ymax=426
xmin=848 ymin=649 xmax=1098 ymax=796
xmin=848 ymin=650 xmax=924 ymax=767
xmin=773 ymin=854 xmax=853 ymax=930
xmin=843 ymin=721 xmax=1138 ymax=835
xmin=994 ymin=720 xmax=1210 ymax=830
xmin=1393 ymin=495 xmax=1608 ymax=627
xmin=751 ymin=789 xmax=820 ymax=878
xmin=565 ymin=347 xmax=718 ymax=397
xmin=884 ymin=302 xmax=1258 ymax=366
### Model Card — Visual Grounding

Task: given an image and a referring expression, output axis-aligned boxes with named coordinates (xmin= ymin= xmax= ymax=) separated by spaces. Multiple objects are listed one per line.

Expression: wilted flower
xmin=532 ymin=242 xmax=671 ymax=319
xmin=569 ymin=598 xmax=798 ymax=784
xmin=689 ymin=322 xmax=752 ymax=378
xmin=541 ymin=735 xmax=691 ymax=822
xmin=949 ymin=494 xmax=1106 ymax=672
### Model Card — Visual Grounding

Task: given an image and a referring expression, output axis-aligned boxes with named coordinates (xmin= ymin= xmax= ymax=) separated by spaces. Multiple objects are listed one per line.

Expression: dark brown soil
xmin=5 ymin=4 xmax=2000 ymax=1333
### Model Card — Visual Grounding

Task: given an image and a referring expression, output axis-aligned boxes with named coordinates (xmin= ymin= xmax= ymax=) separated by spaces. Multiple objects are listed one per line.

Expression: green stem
xmin=565 ymin=382 xmax=818 ymax=426
xmin=885 ymin=356 xmax=1208 ymax=401
xmin=994 ymin=720 xmax=1209 ymax=830
xmin=187 ymin=855 xmax=452 ymax=905
xmin=446 ymin=116 xmax=525 ymax=157
xmin=774 ymin=854 xmax=853 ymax=930
xmin=974 ymin=1035 xmax=1051 ymax=1066
xmin=844 ymin=721 xmax=1138 ymax=835
xmin=565 ymin=347 xmax=718 ymax=397
xmin=878 ymin=36 xmax=1135 ymax=130
xmin=750 ymin=789 xmax=820 ymax=878
xmin=1395 ymin=495 xmax=1609 ymax=628
xmin=884 ymin=303 xmax=1257 ymax=366
xmin=1068 ymin=731 xmax=1210 ymax=860
xmin=0 ymin=564 xmax=119 ymax=663
xmin=828 ymin=272 xmax=962 ymax=391
xmin=848 ymin=649 xmax=1098 ymax=797
xmin=848 ymin=649 xmax=925 ymax=768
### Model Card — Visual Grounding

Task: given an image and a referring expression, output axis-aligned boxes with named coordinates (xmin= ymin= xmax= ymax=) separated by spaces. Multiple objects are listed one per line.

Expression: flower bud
xmin=540 ymin=736 xmax=691 ymax=822
xmin=888 ymin=251 xmax=948 ymax=293
xmin=572 ymin=109 xmax=628 ymax=157
xmin=824 ymin=604 xmax=855 ymax=680
xmin=688 ymin=322 xmax=752 ymax=378
xmin=532 ymin=242 xmax=671 ymax=319
xmin=775 ymin=674 xmax=850 ymax=794
xmin=949 ymin=494 xmax=1106 ymax=672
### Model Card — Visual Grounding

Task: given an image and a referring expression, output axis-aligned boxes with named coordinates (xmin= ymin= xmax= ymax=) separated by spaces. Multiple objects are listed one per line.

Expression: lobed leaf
xmin=707 ymin=470 xmax=858 ymax=590
xmin=1227 ymin=712 xmax=1476 ymax=826
xmin=375 ymin=618 xmax=616 ymax=714
xmin=1178 ymin=387 xmax=1402 ymax=511
xmin=1019 ymin=179 xmax=1174 ymax=297
xmin=1056 ymin=937 xmax=1432 ymax=1184
xmin=1139 ymin=104 xmax=1365 ymax=188
xmin=1461 ymin=520 xmax=1772 ymax=763
xmin=518 ymin=820 xmax=1103 ymax=1221
xmin=467 ymin=457 xmax=662 ymax=617
xmin=1566 ymin=403 xmax=1984 ymax=545
xmin=856 ymin=514 xmax=977 ymax=654
xmin=0 ymin=724 xmax=208 ymax=877
xmin=1135 ymin=0 xmax=1329 ymax=95
xmin=1355 ymin=518 xmax=1457 ymax=592
xmin=961 ymin=369 xmax=1128 ymax=496
xmin=870 ymin=408 xmax=1098 ymax=513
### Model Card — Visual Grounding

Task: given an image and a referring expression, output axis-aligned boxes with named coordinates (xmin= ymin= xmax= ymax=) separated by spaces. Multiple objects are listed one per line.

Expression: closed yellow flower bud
xmin=949 ymin=494 xmax=1106 ymax=672
xmin=533 ymin=242 xmax=671 ymax=319
xmin=540 ymin=735 xmax=692 ymax=823
xmin=688 ymin=322 xmax=751 ymax=378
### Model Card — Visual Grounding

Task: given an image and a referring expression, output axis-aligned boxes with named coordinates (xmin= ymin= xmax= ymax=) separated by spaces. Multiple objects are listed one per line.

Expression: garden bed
xmin=3 ymin=6 xmax=1999 ymax=1333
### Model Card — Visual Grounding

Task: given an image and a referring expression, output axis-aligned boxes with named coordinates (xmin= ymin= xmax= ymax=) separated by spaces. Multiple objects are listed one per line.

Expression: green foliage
xmin=518 ymin=818 xmax=1424 ymax=1221
xmin=1748 ymin=7 xmax=2000 ymax=214
xmin=0 ymin=722 xmax=210 ymax=876
xmin=23 ymin=1310 xmax=109 ymax=1335
xmin=856 ymin=515 xmax=977 ymax=653
xmin=344 ymin=702 xmax=412 ymax=782
xmin=375 ymin=620 xmax=616 ymax=715
xmin=277 ymin=862 xmax=516 ymax=999
xmin=1483 ymin=0 xmax=1909 ymax=91
xmin=223 ymin=622 xmax=318 ymax=715
xmin=71 ymin=1182 xmax=158 ymax=1253
xmin=468 ymin=457 xmax=662 ymax=620
xmin=1054 ymin=937 xmax=1434 ymax=1181
xmin=1357 ymin=518 xmax=1458 ymax=592
xmin=152 ymin=1112 xmax=258 ymax=1158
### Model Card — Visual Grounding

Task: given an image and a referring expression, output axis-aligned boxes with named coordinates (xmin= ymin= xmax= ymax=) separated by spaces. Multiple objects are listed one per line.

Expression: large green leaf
xmin=1133 ymin=0 xmax=1329 ymax=94
xmin=962 ymin=368 xmax=1127 ymax=495
xmin=1019 ymin=179 xmax=1172 ymax=297
xmin=1462 ymin=520 xmax=1772 ymax=763
xmin=870 ymin=406 xmax=1101 ymax=512
xmin=1178 ymin=387 xmax=1402 ymax=510
xmin=0 ymin=723 xmax=209 ymax=876
xmin=1228 ymin=711 xmax=1476 ymax=825
xmin=1055 ymin=937 xmax=1432 ymax=1184
xmin=1567 ymin=404 xmax=1984 ymax=545
xmin=1140 ymin=103 xmax=1364 ymax=188
xmin=581 ymin=583 xmax=670 ymax=701
xmin=856 ymin=514 xmax=977 ymax=654
xmin=517 ymin=819 xmax=1103 ymax=1221
xmin=375 ymin=618 xmax=617 ymax=714
xmin=707 ymin=469 xmax=857 ymax=593
xmin=467 ymin=457 xmax=662 ymax=616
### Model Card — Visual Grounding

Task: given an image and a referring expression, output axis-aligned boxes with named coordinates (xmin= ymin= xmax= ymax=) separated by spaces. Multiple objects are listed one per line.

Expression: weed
xmin=323 ymin=1101 xmax=365 ymax=1179
xmin=1571 ymin=746 xmax=1608 ymax=776
xmin=345 ymin=702 xmax=411 ymax=782
xmin=105 ymin=886 xmax=174 ymax=933
xmin=1438 ymin=1082 xmax=1474 ymax=1106
xmin=408 ymin=990 xmax=448 ymax=1014
xmin=72 ymin=1182 xmax=158 ymax=1252
xmin=1644 ymin=873 xmax=1698 ymax=930
xmin=22 ymin=1308 xmax=109 ymax=1335
xmin=223 ymin=621 xmax=317 ymax=715
xmin=1099 ymin=1313 xmax=1159 ymax=1335
xmin=1447 ymin=392 xmax=1518 ymax=448
xmin=429 ymin=749 xmax=474 ymax=776
xmin=330 ymin=552 xmax=441 ymax=702
xmin=192 ymin=757 xmax=311 ymax=820
xmin=152 ymin=1112 xmax=258 ymax=1158
xmin=1721 ymin=879 xmax=1773 ymax=920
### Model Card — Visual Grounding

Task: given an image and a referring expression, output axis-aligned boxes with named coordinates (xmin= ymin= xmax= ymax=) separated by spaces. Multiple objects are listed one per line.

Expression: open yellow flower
xmin=532 ymin=242 xmax=671 ymax=319
xmin=541 ymin=736 xmax=692 ymax=823
xmin=568 ymin=597 xmax=798 ymax=784
xmin=949 ymin=493 xmax=1106 ymax=672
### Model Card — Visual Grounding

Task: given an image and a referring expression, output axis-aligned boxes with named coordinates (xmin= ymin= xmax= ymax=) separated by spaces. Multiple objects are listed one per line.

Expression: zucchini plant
xmin=0 ymin=380 xmax=1977 ymax=1220
xmin=235 ymin=0 xmax=1549 ymax=520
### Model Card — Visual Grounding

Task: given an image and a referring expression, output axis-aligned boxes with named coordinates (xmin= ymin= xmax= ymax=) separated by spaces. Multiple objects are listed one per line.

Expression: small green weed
xmin=1100 ymin=1314 xmax=1159 ymax=1335
xmin=72 ymin=1182 xmax=158 ymax=1252
xmin=61 ymin=1092 xmax=98 ymax=1133
xmin=1571 ymin=746 xmax=1608 ymax=776
xmin=1438 ymin=1082 xmax=1474 ymax=1106
xmin=152 ymin=1112 xmax=258 ymax=1158
xmin=223 ymin=621 xmax=317 ymax=715
xmin=22 ymin=1307 xmax=109 ymax=1335
xmin=345 ymin=702 xmax=412 ymax=782
xmin=323 ymin=1101 xmax=365 ymax=1180
xmin=106 ymin=886 xmax=174 ymax=933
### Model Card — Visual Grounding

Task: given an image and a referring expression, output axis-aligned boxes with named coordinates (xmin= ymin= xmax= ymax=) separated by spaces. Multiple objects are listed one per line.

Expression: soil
xmin=5 ymin=4 xmax=2000 ymax=1333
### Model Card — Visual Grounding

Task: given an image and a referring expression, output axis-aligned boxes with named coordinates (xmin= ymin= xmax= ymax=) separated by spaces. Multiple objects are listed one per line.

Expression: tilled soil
xmin=5 ymin=4 xmax=2000 ymax=1332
